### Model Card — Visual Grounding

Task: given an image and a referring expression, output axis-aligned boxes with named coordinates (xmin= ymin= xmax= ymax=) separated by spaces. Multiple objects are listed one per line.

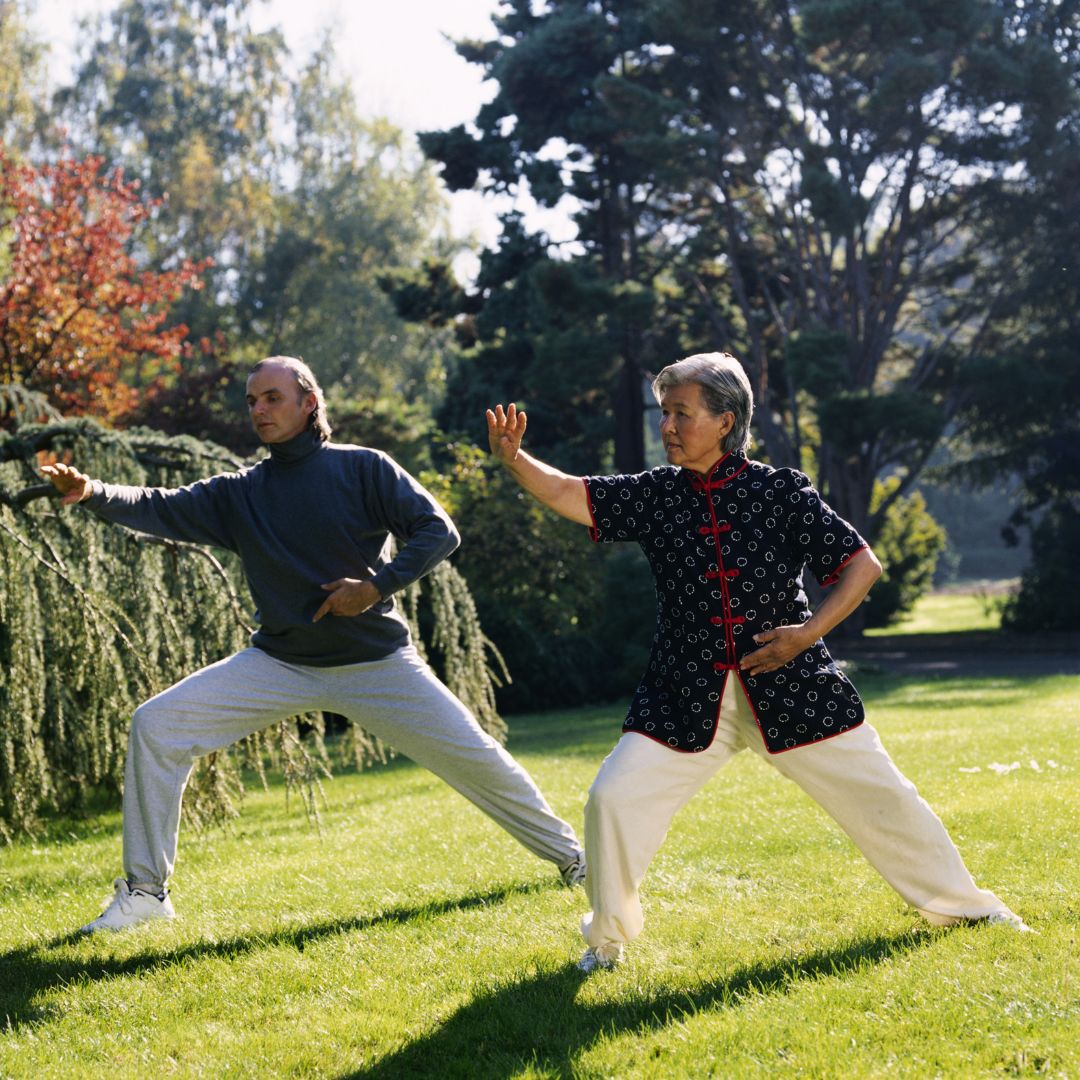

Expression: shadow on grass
xmin=342 ymin=928 xmax=932 ymax=1079
xmin=0 ymin=880 xmax=548 ymax=1030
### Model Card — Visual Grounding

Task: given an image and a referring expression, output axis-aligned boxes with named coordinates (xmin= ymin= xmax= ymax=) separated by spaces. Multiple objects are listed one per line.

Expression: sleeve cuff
xmin=819 ymin=544 xmax=868 ymax=587
xmin=81 ymin=479 xmax=106 ymax=508
xmin=583 ymin=477 xmax=601 ymax=542
xmin=370 ymin=569 xmax=397 ymax=598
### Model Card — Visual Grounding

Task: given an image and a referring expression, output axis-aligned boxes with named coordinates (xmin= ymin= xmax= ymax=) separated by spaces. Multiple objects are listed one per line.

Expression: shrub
xmin=422 ymin=444 xmax=628 ymax=711
xmin=864 ymin=477 xmax=947 ymax=628
xmin=1001 ymin=501 xmax=1080 ymax=632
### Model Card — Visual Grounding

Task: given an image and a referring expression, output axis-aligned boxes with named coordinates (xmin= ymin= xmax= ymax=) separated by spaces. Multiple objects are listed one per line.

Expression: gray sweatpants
xmin=123 ymin=645 xmax=582 ymax=890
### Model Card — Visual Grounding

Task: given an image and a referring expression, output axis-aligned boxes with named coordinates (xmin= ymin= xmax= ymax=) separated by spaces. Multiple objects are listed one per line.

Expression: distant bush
xmin=864 ymin=478 xmax=947 ymax=628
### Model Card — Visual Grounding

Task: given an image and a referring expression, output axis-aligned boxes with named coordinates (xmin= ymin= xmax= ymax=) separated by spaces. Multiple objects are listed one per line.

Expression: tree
xmin=55 ymin=0 xmax=289 ymax=343
xmin=0 ymin=149 xmax=207 ymax=421
xmin=414 ymin=0 xmax=1076 ymax=632
xmin=58 ymin=4 xmax=455 ymax=404
xmin=235 ymin=36 xmax=453 ymax=405
xmin=658 ymin=0 xmax=1074 ymax=541
xmin=421 ymin=1 xmax=1073 ymax=496
xmin=950 ymin=62 xmax=1080 ymax=630
xmin=418 ymin=0 xmax=690 ymax=472
xmin=0 ymin=0 xmax=48 ymax=152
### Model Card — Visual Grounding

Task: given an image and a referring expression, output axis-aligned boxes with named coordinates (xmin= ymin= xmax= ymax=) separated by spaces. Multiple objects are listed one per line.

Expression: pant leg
xmin=124 ymin=648 xmax=323 ymax=890
xmin=736 ymin=688 xmax=1016 ymax=925
xmin=323 ymin=645 xmax=582 ymax=868
xmin=582 ymin=684 xmax=748 ymax=951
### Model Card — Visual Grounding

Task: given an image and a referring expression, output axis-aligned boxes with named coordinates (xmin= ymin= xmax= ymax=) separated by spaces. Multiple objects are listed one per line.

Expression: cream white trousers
xmin=582 ymin=678 xmax=1014 ymax=951
xmin=123 ymin=645 xmax=582 ymax=889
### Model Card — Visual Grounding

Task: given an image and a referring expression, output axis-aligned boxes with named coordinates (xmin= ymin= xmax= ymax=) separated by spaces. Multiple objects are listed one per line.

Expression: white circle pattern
xmin=586 ymin=453 xmax=867 ymax=754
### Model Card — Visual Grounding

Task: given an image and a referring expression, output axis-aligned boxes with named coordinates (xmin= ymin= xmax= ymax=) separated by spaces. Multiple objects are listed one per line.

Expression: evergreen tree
xmin=411 ymin=0 xmax=1076 ymax=633
xmin=950 ymin=46 xmax=1080 ymax=630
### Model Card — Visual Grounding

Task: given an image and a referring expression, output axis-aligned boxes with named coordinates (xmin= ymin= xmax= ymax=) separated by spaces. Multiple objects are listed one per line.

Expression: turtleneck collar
xmin=266 ymin=425 xmax=325 ymax=466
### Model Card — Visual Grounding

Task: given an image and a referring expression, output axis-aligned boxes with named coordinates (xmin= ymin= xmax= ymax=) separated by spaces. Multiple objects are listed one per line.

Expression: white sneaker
xmin=984 ymin=911 xmax=1034 ymax=933
xmin=578 ymin=943 xmax=623 ymax=972
xmin=559 ymin=854 xmax=587 ymax=888
xmin=80 ymin=878 xmax=176 ymax=934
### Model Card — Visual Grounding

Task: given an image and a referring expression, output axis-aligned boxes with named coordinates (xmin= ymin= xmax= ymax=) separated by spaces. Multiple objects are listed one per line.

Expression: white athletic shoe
xmin=984 ymin=911 xmax=1034 ymax=933
xmin=578 ymin=943 xmax=623 ymax=972
xmin=80 ymin=878 xmax=176 ymax=934
xmin=559 ymin=854 xmax=587 ymax=887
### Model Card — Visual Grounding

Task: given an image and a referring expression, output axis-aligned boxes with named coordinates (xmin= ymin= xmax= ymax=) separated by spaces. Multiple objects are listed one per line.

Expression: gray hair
xmin=250 ymin=355 xmax=332 ymax=441
xmin=651 ymin=352 xmax=754 ymax=455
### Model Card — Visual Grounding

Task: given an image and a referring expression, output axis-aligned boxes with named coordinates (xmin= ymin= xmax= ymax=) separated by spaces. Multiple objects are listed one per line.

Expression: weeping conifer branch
xmin=0 ymin=411 xmax=508 ymax=840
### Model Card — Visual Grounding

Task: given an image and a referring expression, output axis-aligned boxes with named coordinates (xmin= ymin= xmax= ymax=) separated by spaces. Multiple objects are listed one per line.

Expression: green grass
xmin=1 ymin=674 xmax=1077 ymax=1078
xmin=865 ymin=587 xmax=1009 ymax=637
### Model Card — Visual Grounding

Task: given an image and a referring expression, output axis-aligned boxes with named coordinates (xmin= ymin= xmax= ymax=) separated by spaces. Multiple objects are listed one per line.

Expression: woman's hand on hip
xmin=738 ymin=625 xmax=815 ymax=676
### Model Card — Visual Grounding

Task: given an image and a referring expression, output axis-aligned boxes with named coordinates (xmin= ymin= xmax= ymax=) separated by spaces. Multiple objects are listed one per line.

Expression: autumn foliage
xmin=0 ymin=148 xmax=208 ymax=420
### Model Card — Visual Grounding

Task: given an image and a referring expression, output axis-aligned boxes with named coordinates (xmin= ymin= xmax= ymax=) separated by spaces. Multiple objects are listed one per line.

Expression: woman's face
xmin=659 ymin=381 xmax=735 ymax=474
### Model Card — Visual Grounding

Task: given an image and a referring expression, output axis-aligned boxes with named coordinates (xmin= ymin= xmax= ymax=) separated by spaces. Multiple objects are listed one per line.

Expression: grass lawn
xmin=1 ymin=673 xmax=1076 ymax=1078
xmin=864 ymin=587 xmax=1010 ymax=637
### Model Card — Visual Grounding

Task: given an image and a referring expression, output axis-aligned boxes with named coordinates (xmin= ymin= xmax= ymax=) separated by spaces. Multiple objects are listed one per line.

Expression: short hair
xmin=651 ymin=352 xmax=754 ymax=455
xmin=249 ymin=356 xmax=332 ymax=441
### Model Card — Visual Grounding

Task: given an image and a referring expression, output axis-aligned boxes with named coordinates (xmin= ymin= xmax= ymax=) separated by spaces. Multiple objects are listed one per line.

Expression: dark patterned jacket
xmin=583 ymin=450 xmax=869 ymax=754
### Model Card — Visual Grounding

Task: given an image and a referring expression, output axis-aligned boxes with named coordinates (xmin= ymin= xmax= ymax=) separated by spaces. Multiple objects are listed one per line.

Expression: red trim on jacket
xmin=685 ymin=452 xmax=750 ymax=493
xmin=733 ymin=669 xmax=862 ymax=754
xmin=693 ymin=462 xmax=744 ymax=669
xmin=820 ymin=543 xmax=869 ymax=587
xmin=583 ymin=477 xmax=601 ymax=542
xmin=625 ymin=671 xmax=863 ymax=755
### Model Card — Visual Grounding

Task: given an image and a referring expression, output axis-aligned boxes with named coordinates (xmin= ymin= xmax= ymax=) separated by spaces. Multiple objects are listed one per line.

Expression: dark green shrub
xmin=1002 ymin=502 xmax=1080 ymax=632
xmin=864 ymin=477 xmax=947 ymax=629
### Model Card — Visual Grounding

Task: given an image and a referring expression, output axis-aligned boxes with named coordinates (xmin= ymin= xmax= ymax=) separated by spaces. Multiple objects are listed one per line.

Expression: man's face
xmin=246 ymin=364 xmax=316 ymax=444
xmin=658 ymin=381 xmax=735 ymax=474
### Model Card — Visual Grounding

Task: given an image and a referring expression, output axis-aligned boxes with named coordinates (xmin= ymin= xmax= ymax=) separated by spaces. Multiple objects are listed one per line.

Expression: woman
xmin=487 ymin=352 xmax=1028 ymax=972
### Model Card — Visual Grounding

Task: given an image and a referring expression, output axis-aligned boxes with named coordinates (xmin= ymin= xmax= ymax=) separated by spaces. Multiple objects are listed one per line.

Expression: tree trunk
xmin=613 ymin=353 xmax=645 ymax=473
xmin=820 ymin=451 xmax=876 ymax=637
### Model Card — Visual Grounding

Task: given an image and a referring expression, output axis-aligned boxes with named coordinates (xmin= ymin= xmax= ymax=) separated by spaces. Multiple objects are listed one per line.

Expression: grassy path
xmin=1 ymin=674 xmax=1076 ymax=1078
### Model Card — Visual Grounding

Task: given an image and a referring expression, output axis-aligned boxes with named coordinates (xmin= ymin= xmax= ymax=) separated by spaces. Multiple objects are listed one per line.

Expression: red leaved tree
xmin=0 ymin=148 xmax=208 ymax=420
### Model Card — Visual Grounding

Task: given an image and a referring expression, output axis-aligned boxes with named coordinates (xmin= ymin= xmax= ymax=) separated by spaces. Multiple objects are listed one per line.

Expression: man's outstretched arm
xmin=486 ymin=403 xmax=592 ymax=527
xmin=40 ymin=461 xmax=235 ymax=549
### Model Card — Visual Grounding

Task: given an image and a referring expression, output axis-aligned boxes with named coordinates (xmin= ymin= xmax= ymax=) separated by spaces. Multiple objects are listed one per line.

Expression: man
xmin=44 ymin=356 xmax=584 ymax=934
xmin=487 ymin=351 xmax=1028 ymax=973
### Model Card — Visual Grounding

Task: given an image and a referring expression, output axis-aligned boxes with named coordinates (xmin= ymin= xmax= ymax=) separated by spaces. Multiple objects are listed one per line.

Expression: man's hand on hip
xmin=312 ymin=578 xmax=383 ymax=622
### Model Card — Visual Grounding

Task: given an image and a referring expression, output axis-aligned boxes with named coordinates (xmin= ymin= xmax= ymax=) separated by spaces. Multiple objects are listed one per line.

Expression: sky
xmin=32 ymin=0 xmax=576 ymax=271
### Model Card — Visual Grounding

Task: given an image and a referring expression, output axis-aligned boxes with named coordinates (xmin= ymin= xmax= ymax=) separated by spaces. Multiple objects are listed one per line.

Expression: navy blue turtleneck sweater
xmin=82 ymin=428 xmax=460 ymax=666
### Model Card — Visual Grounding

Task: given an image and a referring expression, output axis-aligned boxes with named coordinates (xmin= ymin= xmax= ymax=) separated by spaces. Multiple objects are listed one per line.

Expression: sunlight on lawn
xmin=864 ymin=585 xmax=1013 ymax=636
xmin=0 ymin=674 xmax=1075 ymax=1079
